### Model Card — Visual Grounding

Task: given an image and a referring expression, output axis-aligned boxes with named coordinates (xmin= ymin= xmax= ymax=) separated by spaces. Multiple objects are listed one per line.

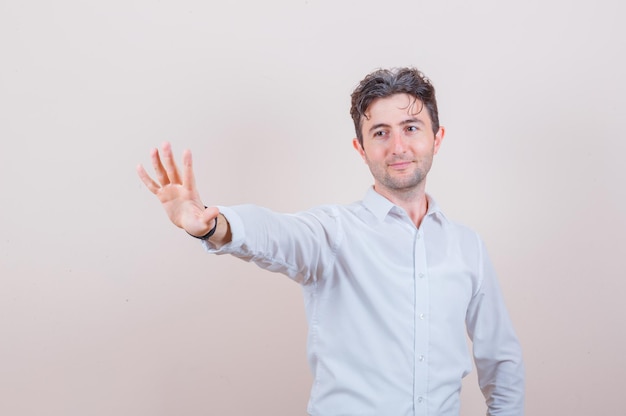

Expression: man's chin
xmin=382 ymin=177 xmax=424 ymax=192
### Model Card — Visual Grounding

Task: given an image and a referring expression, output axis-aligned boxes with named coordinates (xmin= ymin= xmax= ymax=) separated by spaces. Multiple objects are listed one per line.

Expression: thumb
xmin=181 ymin=205 xmax=220 ymax=237
xmin=202 ymin=206 xmax=220 ymax=224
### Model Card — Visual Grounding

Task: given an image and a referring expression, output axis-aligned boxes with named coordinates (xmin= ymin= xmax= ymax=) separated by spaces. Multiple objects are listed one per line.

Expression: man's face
xmin=353 ymin=93 xmax=444 ymax=198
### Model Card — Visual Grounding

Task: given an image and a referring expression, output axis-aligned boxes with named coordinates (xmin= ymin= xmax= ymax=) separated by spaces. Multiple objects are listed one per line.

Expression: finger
xmin=181 ymin=149 xmax=197 ymax=192
xmin=150 ymin=147 xmax=170 ymax=186
xmin=136 ymin=164 xmax=161 ymax=194
xmin=181 ymin=205 xmax=220 ymax=237
xmin=202 ymin=206 xmax=220 ymax=223
xmin=160 ymin=141 xmax=182 ymax=185
xmin=187 ymin=206 xmax=220 ymax=237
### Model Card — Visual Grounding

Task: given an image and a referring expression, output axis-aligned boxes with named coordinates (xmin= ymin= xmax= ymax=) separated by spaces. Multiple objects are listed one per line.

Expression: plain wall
xmin=1 ymin=0 xmax=625 ymax=415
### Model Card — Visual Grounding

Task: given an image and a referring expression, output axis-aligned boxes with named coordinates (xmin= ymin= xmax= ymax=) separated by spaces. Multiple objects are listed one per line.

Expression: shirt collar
xmin=362 ymin=186 xmax=449 ymax=225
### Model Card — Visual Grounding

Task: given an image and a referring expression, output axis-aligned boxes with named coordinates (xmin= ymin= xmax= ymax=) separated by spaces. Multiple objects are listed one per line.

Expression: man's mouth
xmin=388 ymin=160 xmax=413 ymax=170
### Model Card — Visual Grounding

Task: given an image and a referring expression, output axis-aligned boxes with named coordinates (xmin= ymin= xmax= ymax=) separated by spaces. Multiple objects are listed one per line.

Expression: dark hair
xmin=350 ymin=67 xmax=439 ymax=145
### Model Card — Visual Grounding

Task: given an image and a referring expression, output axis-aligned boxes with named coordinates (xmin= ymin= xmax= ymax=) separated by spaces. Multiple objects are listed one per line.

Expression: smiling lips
xmin=388 ymin=160 xmax=414 ymax=170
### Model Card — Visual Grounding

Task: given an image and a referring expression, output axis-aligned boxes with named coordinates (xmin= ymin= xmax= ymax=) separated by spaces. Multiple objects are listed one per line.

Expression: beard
xmin=367 ymin=156 xmax=433 ymax=193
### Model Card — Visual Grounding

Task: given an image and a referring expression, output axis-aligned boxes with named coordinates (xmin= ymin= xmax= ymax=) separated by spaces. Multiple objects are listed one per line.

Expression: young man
xmin=137 ymin=67 xmax=525 ymax=415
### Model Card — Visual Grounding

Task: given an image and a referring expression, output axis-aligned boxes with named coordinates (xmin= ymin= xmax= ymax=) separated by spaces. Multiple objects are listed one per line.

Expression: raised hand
xmin=136 ymin=142 xmax=219 ymax=238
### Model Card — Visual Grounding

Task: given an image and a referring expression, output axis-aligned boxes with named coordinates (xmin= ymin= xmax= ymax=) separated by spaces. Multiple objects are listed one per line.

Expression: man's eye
xmin=373 ymin=131 xmax=386 ymax=137
xmin=406 ymin=126 xmax=418 ymax=132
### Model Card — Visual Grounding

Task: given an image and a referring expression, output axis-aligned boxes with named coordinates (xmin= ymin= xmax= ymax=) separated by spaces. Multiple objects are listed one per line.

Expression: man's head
xmin=350 ymin=68 xmax=445 ymax=199
xmin=350 ymin=67 xmax=439 ymax=146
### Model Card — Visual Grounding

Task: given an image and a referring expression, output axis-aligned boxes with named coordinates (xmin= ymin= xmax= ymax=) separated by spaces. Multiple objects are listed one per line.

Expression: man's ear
xmin=353 ymin=137 xmax=366 ymax=161
xmin=433 ymin=126 xmax=445 ymax=155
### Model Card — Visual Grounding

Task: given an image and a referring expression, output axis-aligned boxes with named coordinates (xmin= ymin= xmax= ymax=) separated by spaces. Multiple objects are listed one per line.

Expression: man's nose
xmin=391 ymin=130 xmax=408 ymax=153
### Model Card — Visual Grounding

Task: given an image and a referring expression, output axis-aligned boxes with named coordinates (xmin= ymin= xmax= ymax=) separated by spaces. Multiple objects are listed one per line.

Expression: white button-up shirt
xmin=205 ymin=188 xmax=524 ymax=415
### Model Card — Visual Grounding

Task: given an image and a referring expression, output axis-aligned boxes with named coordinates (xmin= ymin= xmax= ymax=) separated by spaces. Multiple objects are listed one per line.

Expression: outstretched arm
xmin=136 ymin=141 xmax=231 ymax=246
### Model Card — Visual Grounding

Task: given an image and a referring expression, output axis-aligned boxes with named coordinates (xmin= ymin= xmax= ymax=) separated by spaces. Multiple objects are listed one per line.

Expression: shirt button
xmin=419 ymin=313 xmax=425 ymax=320
xmin=417 ymin=396 xmax=424 ymax=403
xmin=418 ymin=355 xmax=425 ymax=362
xmin=418 ymin=273 xmax=425 ymax=279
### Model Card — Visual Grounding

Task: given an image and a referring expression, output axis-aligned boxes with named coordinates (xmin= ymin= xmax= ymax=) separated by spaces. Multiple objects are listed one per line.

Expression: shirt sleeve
xmin=202 ymin=204 xmax=342 ymax=285
xmin=465 ymin=236 xmax=525 ymax=415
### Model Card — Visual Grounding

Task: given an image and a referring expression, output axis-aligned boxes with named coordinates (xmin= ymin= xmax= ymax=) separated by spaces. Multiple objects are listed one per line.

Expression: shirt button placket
xmin=413 ymin=229 xmax=429 ymax=416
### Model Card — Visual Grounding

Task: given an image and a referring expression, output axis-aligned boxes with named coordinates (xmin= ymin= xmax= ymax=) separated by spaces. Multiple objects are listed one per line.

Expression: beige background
xmin=1 ymin=0 xmax=625 ymax=415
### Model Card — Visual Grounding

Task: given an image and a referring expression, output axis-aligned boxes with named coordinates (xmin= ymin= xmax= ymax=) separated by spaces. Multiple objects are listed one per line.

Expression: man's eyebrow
xmin=400 ymin=117 xmax=424 ymax=126
xmin=368 ymin=123 xmax=390 ymax=133
xmin=368 ymin=118 xmax=424 ymax=132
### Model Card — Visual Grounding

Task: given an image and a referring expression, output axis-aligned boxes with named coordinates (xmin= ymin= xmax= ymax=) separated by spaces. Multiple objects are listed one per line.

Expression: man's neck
xmin=373 ymin=184 xmax=429 ymax=228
